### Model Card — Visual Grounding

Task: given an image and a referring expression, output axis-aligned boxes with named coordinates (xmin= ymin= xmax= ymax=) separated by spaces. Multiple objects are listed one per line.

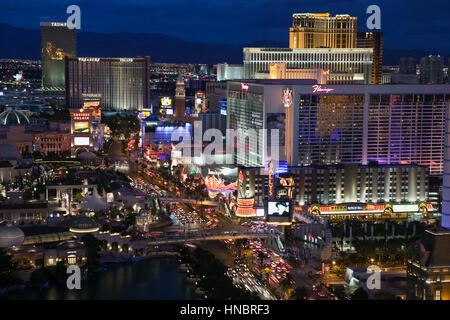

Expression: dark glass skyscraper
xmin=357 ymin=31 xmax=383 ymax=84
xmin=40 ymin=22 xmax=77 ymax=89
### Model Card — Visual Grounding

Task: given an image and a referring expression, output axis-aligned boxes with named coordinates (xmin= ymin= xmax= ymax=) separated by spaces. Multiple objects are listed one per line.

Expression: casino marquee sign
xmin=308 ymin=202 xmax=433 ymax=217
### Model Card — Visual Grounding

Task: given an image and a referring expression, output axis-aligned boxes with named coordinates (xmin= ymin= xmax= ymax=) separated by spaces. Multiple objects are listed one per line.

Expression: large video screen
xmin=266 ymin=200 xmax=292 ymax=224
xmin=74 ymin=122 xmax=89 ymax=133
xmin=74 ymin=137 xmax=90 ymax=146
xmin=268 ymin=201 xmax=290 ymax=217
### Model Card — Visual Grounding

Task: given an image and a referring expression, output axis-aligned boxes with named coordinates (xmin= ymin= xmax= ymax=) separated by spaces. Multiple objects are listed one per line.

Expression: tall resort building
xmin=243 ymin=47 xmax=373 ymax=84
xmin=357 ymin=31 xmax=383 ymax=84
xmin=289 ymin=13 xmax=357 ymax=49
xmin=65 ymin=57 xmax=150 ymax=112
xmin=227 ymin=80 xmax=450 ymax=175
xmin=40 ymin=22 xmax=77 ymax=90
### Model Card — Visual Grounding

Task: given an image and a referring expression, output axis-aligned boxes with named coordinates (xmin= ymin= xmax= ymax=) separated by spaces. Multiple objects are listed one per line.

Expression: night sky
xmin=1 ymin=0 xmax=450 ymax=52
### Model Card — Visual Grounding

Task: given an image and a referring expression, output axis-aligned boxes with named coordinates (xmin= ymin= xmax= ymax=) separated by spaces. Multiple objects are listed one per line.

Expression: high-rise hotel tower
xmin=65 ymin=57 xmax=150 ymax=112
xmin=289 ymin=13 xmax=357 ymax=49
xmin=40 ymin=22 xmax=77 ymax=90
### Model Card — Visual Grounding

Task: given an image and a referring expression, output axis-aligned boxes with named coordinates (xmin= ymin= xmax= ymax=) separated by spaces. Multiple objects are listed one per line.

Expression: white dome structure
xmin=0 ymin=223 xmax=25 ymax=248
xmin=69 ymin=216 xmax=99 ymax=234
xmin=0 ymin=108 xmax=30 ymax=125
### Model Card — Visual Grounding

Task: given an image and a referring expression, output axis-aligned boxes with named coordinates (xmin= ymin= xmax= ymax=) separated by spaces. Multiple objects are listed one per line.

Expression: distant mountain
xmin=0 ymin=23 xmax=40 ymax=59
xmin=0 ymin=22 xmax=447 ymax=65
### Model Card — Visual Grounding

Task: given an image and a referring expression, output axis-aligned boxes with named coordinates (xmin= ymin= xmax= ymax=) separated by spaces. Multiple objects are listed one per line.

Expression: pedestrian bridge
xmin=146 ymin=230 xmax=269 ymax=245
xmin=159 ymin=197 xmax=218 ymax=206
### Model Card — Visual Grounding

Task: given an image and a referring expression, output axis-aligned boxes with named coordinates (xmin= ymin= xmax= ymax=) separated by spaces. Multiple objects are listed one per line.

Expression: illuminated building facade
xmin=238 ymin=163 xmax=432 ymax=222
xmin=357 ymin=31 xmax=383 ymax=84
xmin=194 ymin=91 xmax=206 ymax=114
xmin=407 ymin=230 xmax=450 ymax=300
xmin=243 ymin=47 xmax=373 ymax=84
xmin=40 ymin=22 xmax=77 ymax=90
xmin=66 ymin=57 xmax=150 ymax=112
xmin=34 ymin=132 xmax=71 ymax=155
xmin=258 ymin=63 xmax=363 ymax=84
xmin=69 ymin=108 xmax=105 ymax=156
xmin=406 ymin=109 xmax=450 ymax=300
xmin=442 ymin=102 xmax=450 ymax=229
xmin=227 ymin=80 xmax=450 ymax=175
xmin=289 ymin=13 xmax=357 ymax=49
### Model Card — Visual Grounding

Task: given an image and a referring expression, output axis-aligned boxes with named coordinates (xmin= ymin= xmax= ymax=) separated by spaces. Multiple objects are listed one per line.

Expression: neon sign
xmin=78 ymin=58 xmax=99 ymax=62
xmin=282 ymin=88 xmax=293 ymax=108
xmin=161 ymin=97 xmax=172 ymax=107
xmin=312 ymin=85 xmax=334 ymax=94
xmin=73 ymin=113 xmax=90 ymax=121
xmin=241 ymin=83 xmax=249 ymax=92
xmin=268 ymin=161 xmax=274 ymax=198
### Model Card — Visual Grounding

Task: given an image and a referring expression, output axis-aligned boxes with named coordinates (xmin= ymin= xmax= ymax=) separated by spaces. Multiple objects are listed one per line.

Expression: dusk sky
xmin=1 ymin=0 xmax=450 ymax=52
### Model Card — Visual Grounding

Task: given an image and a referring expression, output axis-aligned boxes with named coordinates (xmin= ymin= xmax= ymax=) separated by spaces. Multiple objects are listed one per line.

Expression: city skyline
xmin=1 ymin=0 xmax=450 ymax=53
xmin=1 ymin=0 xmax=450 ymax=304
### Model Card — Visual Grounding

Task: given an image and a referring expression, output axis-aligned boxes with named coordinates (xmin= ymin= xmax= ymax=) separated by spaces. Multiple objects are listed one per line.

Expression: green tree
xmin=0 ymin=250 xmax=16 ymax=274
xmin=30 ymin=267 xmax=50 ymax=286
xmin=279 ymin=273 xmax=294 ymax=299
xmin=82 ymin=234 xmax=103 ymax=272
xmin=53 ymin=260 xmax=67 ymax=283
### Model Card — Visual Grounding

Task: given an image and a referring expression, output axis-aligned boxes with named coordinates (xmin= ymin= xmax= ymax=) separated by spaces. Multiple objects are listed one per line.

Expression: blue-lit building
xmin=140 ymin=116 xmax=193 ymax=150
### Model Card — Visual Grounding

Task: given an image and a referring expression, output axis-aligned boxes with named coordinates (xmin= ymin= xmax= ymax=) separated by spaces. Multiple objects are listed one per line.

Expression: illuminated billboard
xmin=73 ymin=113 xmax=90 ymax=121
xmin=266 ymin=200 xmax=292 ymax=224
xmin=308 ymin=203 xmax=434 ymax=217
xmin=236 ymin=198 xmax=256 ymax=217
xmin=268 ymin=201 xmax=290 ymax=217
xmin=74 ymin=137 xmax=90 ymax=146
xmin=138 ymin=111 xmax=151 ymax=119
xmin=161 ymin=97 xmax=173 ymax=107
xmin=74 ymin=122 xmax=89 ymax=133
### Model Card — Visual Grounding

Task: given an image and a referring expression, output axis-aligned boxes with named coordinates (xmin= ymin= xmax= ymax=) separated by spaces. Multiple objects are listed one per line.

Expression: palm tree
xmin=261 ymin=266 xmax=273 ymax=284
xmin=279 ymin=273 xmax=294 ymax=299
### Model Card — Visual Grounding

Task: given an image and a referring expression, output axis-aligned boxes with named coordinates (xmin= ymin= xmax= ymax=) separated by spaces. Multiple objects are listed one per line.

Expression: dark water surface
xmin=2 ymin=257 xmax=198 ymax=300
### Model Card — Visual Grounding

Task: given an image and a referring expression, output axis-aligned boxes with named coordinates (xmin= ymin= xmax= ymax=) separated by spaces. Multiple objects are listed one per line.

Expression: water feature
xmin=2 ymin=257 xmax=198 ymax=300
